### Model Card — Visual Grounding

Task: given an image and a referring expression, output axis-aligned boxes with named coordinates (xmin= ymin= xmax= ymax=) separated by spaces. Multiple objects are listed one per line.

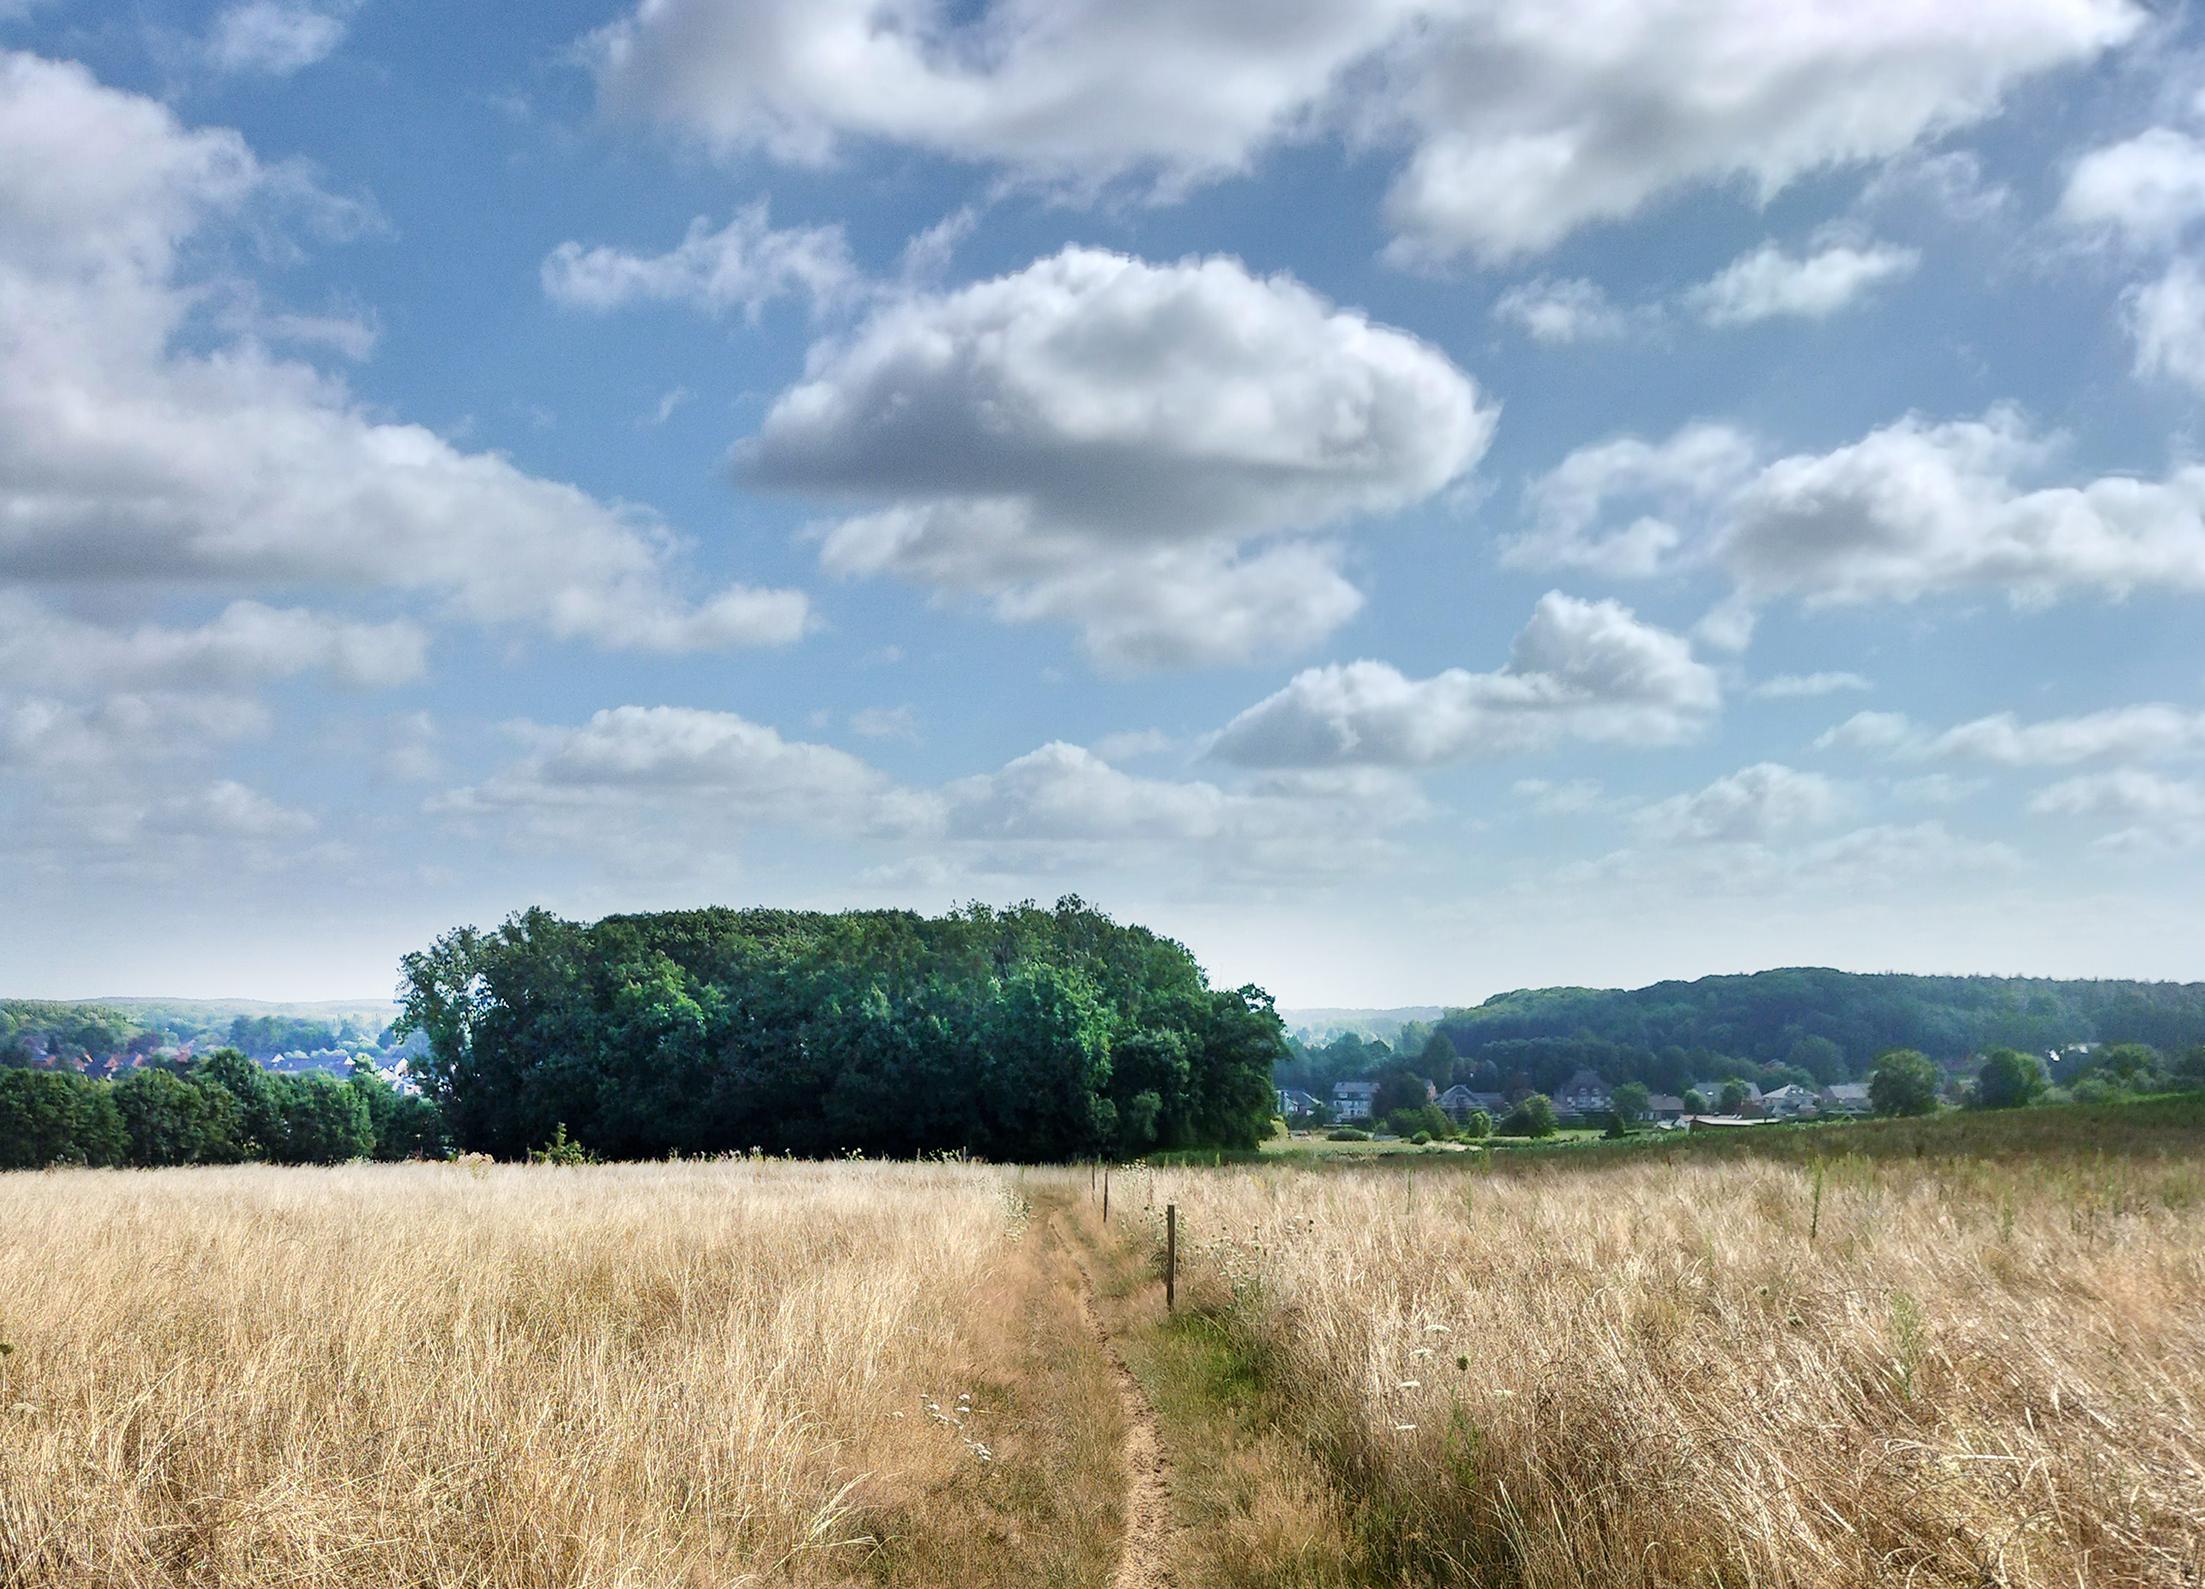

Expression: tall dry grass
xmin=0 ymin=1159 xmax=1053 ymax=1588
xmin=1138 ymin=1152 xmax=2205 ymax=1587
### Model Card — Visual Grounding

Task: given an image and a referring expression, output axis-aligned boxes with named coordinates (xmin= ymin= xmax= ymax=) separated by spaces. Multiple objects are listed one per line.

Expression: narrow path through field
xmin=1057 ymin=1211 xmax=1178 ymax=1589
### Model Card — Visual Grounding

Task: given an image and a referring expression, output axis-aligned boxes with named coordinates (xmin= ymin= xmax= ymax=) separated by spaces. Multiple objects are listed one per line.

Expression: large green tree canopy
xmin=396 ymin=898 xmax=1285 ymax=1162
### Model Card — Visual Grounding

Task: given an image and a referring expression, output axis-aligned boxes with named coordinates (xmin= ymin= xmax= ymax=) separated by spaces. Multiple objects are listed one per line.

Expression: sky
xmin=3 ymin=0 xmax=2204 ymax=1006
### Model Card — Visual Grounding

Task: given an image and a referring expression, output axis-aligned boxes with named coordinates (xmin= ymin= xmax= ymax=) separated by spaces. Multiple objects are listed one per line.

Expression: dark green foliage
xmin=112 ymin=1069 xmax=245 ymax=1166
xmin=1719 ymin=1079 xmax=1752 ymax=1115
xmin=1869 ymin=1049 xmax=1942 ymax=1117
xmin=1681 ymin=1088 xmax=1709 ymax=1114
xmin=348 ymin=1064 xmax=449 ymax=1160
xmin=1384 ymin=1103 xmax=1451 ymax=1139
xmin=1417 ymin=1029 xmax=1460 ymax=1086
xmin=1460 ymin=1108 xmax=1492 ymax=1140
xmin=1371 ymin=1068 xmax=1432 ymax=1120
xmin=0 ymin=1069 xmax=126 ymax=1168
xmin=1972 ymin=1048 xmax=2047 ymax=1111
xmin=395 ymin=897 xmax=1285 ymax=1163
xmin=0 ymin=1046 xmax=426 ymax=1170
xmin=1501 ymin=1093 xmax=1558 ymax=1138
xmin=1610 ymin=1081 xmax=1652 ymax=1122
xmin=1327 ymin=1128 xmax=1370 ymax=1142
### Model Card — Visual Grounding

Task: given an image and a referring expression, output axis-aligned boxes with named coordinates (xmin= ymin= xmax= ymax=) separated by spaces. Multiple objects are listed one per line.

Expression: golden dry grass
xmin=1134 ymin=1152 xmax=2205 ymax=1588
xmin=0 ymin=1159 xmax=1122 ymax=1589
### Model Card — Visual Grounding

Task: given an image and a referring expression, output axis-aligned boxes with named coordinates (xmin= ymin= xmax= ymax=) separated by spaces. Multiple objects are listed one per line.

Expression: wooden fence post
xmin=1102 ymin=1167 xmax=1110 ymax=1223
xmin=1165 ymin=1202 xmax=1177 ymax=1312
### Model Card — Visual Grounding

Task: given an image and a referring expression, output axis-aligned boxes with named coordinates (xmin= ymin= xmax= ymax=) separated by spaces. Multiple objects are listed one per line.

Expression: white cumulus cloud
xmin=0 ymin=52 xmax=810 ymax=655
xmin=587 ymin=0 xmax=2137 ymax=263
xmin=743 ymin=246 xmax=1492 ymax=667
xmin=1210 ymin=593 xmax=1718 ymax=768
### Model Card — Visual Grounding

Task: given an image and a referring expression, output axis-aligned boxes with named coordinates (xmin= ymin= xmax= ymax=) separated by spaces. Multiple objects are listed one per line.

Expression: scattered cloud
xmin=2126 ymin=257 xmax=2205 ymax=390
xmin=0 ymin=596 xmax=427 ymax=694
xmin=204 ymin=0 xmax=350 ymax=77
xmin=1635 ymin=761 xmax=1848 ymax=843
xmin=1751 ymin=671 xmax=1871 ymax=700
xmin=2030 ymin=766 xmax=2205 ymax=848
xmin=1513 ymin=776 xmax=1607 ymax=815
xmin=542 ymin=201 xmax=856 ymax=319
xmin=1518 ymin=406 xmax=2205 ymax=609
xmin=1818 ymin=704 xmax=2205 ymax=766
xmin=1510 ymin=423 xmax=1757 ymax=577
xmin=1683 ymin=238 xmax=1918 ymax=326
xmin=1211 ymin=592 xmax=1718 ymax=768
xmin=1491 ymin=277 xmax=1644 ymax=344
xmin=435 ymin=704 xmax=1421 ymax=885
xmin=744 ymin=246 xmax=1492 ymax=668
xmin=850 ymin=704 xmax=920 ymax=742
xmin=2059 ymin=126 xmax=2205 ymax=247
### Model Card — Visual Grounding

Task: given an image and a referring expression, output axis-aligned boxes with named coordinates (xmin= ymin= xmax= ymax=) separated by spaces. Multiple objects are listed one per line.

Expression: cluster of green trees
xmin=0 ymin=1051 xmax=445 ymax=1170
xmin=1850 ymin=1040 xmax=2205 ymax=1121
xmin=397 ymin=898 xmax=1284 ymax=1163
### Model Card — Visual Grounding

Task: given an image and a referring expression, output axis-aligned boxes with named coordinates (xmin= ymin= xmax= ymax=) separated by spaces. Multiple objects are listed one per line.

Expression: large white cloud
xmin=0 ymin=51 xmax=809 ymax=654
xmin=590 ymin=0 xmax=2135 ymax=263
xmin=1518 ymin=407 xmax=2205 ymax=607
xmin=1210 ymin=592 xmax=1718 ymax=768
xmin=742 ymin=246 xmax=1491 ymax=667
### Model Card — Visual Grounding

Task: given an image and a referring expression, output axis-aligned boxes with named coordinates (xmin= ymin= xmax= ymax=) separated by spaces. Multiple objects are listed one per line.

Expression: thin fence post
xmin=1165 ymin=1202 xmax=1177 ymax=1312
xmin=1103 ymin=1167 xmax=1110 ymax=1223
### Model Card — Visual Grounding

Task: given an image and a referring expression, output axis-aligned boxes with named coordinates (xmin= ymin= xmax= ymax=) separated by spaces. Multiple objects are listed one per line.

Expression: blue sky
xmin=4 ymin=0 xmax=2204 ymax=1004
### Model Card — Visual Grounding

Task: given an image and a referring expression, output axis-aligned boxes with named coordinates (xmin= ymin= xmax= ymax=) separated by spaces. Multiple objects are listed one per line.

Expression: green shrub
xmin=1501 ymin=1093 xmax=1559 ymax=1139
xmin=1326 ymin=1127 xmax=1370 ymax=1142
xmin=1410 ymin=1130 xmax=1431 ymax=1145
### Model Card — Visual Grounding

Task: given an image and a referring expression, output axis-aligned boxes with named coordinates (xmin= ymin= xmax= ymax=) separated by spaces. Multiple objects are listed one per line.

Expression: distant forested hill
xmin=1440 ymin=970 xmax=2205 ymax=1071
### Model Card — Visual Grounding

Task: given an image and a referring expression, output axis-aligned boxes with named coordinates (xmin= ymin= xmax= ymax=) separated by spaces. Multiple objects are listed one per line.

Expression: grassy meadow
xmin=2 ymin=1103 xmax=2202 ymax=1587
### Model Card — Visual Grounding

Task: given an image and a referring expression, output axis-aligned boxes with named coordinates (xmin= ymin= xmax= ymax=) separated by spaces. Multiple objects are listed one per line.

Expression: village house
xmin=1436 ymin=1084 xmax=1506 ymax=1124
xmin=1819 ymin=1082 xmax=1872 ymax=1116
xmin=1690 ymin=1079 xmax=1763 ymax=1113
xmin=1644 ymin=1093 xmax=1688 ymax=1123
xmin=1760 ymin=1083 xmax=1821 ymax=1119
xmin=1276 ymin=1088 xmax=1321 ymax=1120
xmin=1554 ymin=1068 xmax=1613 ymax=1121
xmin=1331 ymin=1079 xmax=1378 ymax=1121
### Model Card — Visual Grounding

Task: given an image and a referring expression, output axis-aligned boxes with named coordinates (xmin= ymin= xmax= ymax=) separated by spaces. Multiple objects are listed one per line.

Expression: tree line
xmin=1436 ymin=969 xmax=2205 ymax=1070
xmin=0 ymin=1051 xmax=444 ymax=1171
xmin=397 ymin=899 xmax=1284 ymax=1163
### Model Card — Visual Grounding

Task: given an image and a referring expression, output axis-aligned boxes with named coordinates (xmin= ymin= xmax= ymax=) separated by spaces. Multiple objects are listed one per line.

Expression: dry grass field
xmin=4 ymin=1132 xmax=2203 ymax=1588
xmin=0 ymin=1159 xmax=1127 ymax=1589
xmin=1135 ymin=1148 xmax=2205 ymax=1587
